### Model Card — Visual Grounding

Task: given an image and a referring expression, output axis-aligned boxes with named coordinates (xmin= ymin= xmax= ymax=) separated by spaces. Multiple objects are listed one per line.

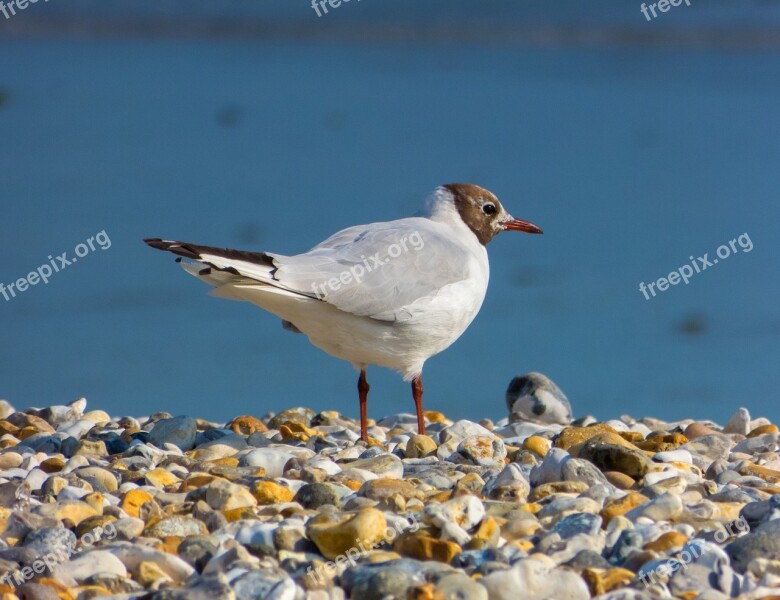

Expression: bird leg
xmin=412 ymin=375 xmax=425 ymax=435
xmin=358 ymin=369 xmax=370 ymax=442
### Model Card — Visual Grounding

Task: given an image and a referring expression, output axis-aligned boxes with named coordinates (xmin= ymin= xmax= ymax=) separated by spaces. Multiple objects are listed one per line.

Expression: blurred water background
xmin=1 ymin=1 xmax=779 ymax=425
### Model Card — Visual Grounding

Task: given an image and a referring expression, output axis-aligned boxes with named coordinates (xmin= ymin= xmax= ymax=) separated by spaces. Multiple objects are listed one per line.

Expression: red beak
xmin=503 ymin=217 xmax=543 ymax=235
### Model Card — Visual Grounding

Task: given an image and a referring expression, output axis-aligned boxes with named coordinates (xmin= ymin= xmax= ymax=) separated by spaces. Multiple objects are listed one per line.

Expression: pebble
xmin=307 ymin=508 xmax=387 ymax=560
xmin=479 ymin=558 xmax=590 ymax=600
xmin=0 ymin=389 xmax=772 ymax=597
xmin=205 ymin=478 xmax=257 ymax=512
xmin=148 ymin=415 xmax=198 ymax=451
xmin=406 ymin=434 xmax=437 ymax=458
xmin=295 ymin=482 xmax=342 ymax=509
xmin=242 ymin=448 xmax=298 ymax=477
xmin=723 ymin=407 xmax=751 ymax=435
xmin=437 ymin=420 xmax=500 ymax=460
xmin=506 ymin=372 xmax=573 ymax=425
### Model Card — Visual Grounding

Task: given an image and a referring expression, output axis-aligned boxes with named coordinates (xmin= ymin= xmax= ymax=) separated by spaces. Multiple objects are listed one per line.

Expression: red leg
xmin=412 ymin=375 xmax=425 ymax=435
xmin=358 ymin=369 xmax=370 ymax=442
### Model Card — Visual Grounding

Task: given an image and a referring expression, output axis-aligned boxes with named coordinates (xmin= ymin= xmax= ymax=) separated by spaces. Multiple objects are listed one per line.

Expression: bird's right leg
xmin=358 ymin=369 xmax=370 ymax=442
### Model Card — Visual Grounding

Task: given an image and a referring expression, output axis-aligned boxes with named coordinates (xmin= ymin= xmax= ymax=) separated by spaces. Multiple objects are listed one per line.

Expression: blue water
xmin=1 ymin=1 xmax=779 ymax=426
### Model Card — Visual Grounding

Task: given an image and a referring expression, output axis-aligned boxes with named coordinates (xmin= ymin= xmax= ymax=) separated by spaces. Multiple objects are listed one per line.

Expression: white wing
xmin=269 ymin=217 xmax=477 ymax=321
xmin=145 ymin=217 xmax=481 ymax=323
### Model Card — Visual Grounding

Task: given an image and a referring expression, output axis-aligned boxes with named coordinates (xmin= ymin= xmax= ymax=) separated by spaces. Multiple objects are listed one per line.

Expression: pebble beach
xmin=1 ymin=372 xmax=779 ymax=600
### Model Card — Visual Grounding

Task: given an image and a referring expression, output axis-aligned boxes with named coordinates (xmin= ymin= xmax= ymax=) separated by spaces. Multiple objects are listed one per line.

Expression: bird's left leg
xmin=411 ymin=375 xmax=425 ymax=435
xmin=358 ymin=369 xmax=370 ymax=442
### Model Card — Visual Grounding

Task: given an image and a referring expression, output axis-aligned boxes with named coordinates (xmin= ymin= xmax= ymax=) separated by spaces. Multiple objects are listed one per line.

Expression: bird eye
xmin=482 ymin=203 xmax=497 ymax=215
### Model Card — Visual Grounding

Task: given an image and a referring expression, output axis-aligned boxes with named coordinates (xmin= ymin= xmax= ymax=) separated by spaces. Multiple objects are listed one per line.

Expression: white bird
xmin=145 ymin=183 xmax=542 ymax=441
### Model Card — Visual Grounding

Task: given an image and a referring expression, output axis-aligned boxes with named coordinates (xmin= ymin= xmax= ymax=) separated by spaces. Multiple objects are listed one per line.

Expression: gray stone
xmin=723 ymin=407 xmax=750 ymax=435
xmin=436 ymin=572 xmax=488 ymax=600
xmin=178 ymin=535 xmax=219 ymax=572
xmin=15 ymin=583 xmax=61 ymax=600
xmin=22 ymin=527 xmax=76 ymax=559
xmin=564 ymin=549 xmax=612 ymax=572
xmin=726 ymin=518 xmax=780 ymax=572
xmin=506 ymin=372 xmax=573 ymax=425
xmin=148 ymin=415 xmax=198 ymax=451
xmin=732 ymin=433 xmax=778 ymax=455
xmin=341 ymin=560 xmax=426 ymax=600
xmin=529 ymin=447 xmax=569 ymax=486
xmin=561 ymin=457 xmax=609 ymax=487
xmin=145 ymin=516 xmax=207 ymax=538
xmin=346 ymin=454 xmax=403 ymax=479
xmin=478 ymin=559 xmax=589 ymax=600
xmin=232 ymin=568 xmax=296 ymax=600
xmin=294 ymin=482 xmax=341 ymax=509
xmin=549 ymin=513 xmax=602 ymax=540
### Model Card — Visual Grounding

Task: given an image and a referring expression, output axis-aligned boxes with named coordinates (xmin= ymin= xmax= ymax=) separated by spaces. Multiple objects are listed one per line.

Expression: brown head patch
xmin=443 ymin=183 xmax=507 ymax=246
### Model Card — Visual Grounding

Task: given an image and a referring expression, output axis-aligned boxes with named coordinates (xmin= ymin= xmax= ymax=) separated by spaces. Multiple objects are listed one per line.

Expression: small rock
xmin=561 ymin=457 xmax=610 ymax=487
xmin=406 ymin=435 xmax=437 ymax=458
xmin=578 ymin=442 xmax=654 ymax=479
xmin=307 ymin=508 xmax=387 ymax=560
xmin=360 ymin=479 xmax=425 ymax=503
xmin=342 ymin=560 xmax=426 ymax=600
xmin=145 ymin=516 xmax=208 ymax=538
xmin=479 ymin=558 xmax=590 ymax=600
xmin=206 ymin=478 xmax=257 ymax=512
xmin=437 ymin=421 xmax=499 ymax=460
xmin=436 ymin=572 xmax=488 ymax=600
xmin=555 ymin=423 xmax=618 ymax=451
xmin=394 ymin=532 xmax=461 ymax=563
xmin=581 ymin=567 xmax=635 ymax=596
xmin=454 ymin=434 xmax=507 ymax=466
xmin=604 ymin=471 xmax=635 ymax=490
xmin=748 ymin=423 xmax=779 ymax=437
xmin=120 ymin=489 xmax=156 ymax=518
xmin=75 ymin=467 xmax=118 ymax=492
xmin=727 ymin=518 xmax=780 ymax=573
xmin=148 ymin=415 xmax=198 ymax=451
xmin=51 ymin=549 xmax=127 ymax=584
xmin=625 ymin=491 xmax=683 ymax=522
xmin=523 ymin=435 xmax=550 ymax=457
xmin=723 ymin=407 xmax=751 ymax=435
xmin=22 ymin=527 xmax=76 ymax=558
xmin=242 ymin=448 xmax=297 ymax=478
xmin=251 ymin=480 xmax=294 ymax=505
xmin=295 ymin=482 xmax=342 ymax=509
xmin=601 ymin=493 xmax=650 ymax=524
xmin=506 ymin=372 xmax=573 ymax=425
xmin=683 ymin=422 xmax=720 ymax=440
xmin=227 ymin=415 xmax=268 ymax=435
xmin=346 ymin=454 xmax=403 ymax=479
xmin=178 ymin=535 xmax=219 ymax=572
xmin=644 ymin=531 xmax=687 ymax=552
xmin=268 ymin=407 xmax=316 ymax=430
xmin=145 ymin=467 xmax=180 ymax=489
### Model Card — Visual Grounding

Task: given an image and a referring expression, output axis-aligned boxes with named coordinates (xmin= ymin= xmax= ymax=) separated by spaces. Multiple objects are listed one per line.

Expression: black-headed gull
xmin=145 ymin=184 xmax=542 ymax=441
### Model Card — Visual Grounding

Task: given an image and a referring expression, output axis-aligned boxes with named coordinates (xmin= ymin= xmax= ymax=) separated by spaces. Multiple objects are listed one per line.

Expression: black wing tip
xmin=143 ymin=238 xmax=202 ymax=260
xmin=144 ymin=237 xmax=167 ymax=249
xmin=143 ymin=238 xmax=275 ymax=269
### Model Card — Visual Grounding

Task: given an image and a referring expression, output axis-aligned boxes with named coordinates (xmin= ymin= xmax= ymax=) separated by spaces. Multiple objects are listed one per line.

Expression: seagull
xmin=144 ymin=184 xmax=542 ymax=442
